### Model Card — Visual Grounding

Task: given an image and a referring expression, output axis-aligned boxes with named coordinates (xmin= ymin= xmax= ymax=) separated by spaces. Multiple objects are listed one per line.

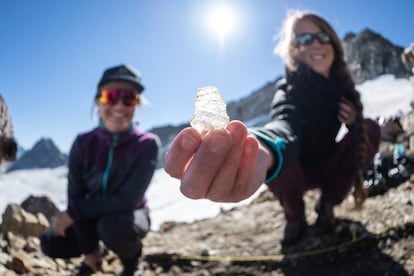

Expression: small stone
xmin=190 ymin=86 xmax=229 ymax=134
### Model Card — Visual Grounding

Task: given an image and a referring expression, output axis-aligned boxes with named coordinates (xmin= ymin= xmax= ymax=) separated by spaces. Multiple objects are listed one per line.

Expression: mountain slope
xmin=7 ymin=138 xmax=67 ymax=172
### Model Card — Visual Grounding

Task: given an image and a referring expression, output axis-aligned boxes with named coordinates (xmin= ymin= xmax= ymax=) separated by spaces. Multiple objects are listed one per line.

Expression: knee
xmin=267 ymin=164 xmax=304 ymax=197
xmin=39 ymin=226 xmax=82 ymax=259
xmin=365 ymin=119 xmax=381 ymax=149
xmin=97 ymin=216 xmax=128 ymax=241
xmin=39 ymin=230 xmax=53 ymax=257
xmin=97 ymin=216 xmax=139 ymax=255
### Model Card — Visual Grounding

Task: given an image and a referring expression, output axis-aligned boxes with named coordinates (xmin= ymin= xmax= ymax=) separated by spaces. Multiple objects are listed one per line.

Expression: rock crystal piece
xmin=190 ymin=86 xmax=230 ymax=134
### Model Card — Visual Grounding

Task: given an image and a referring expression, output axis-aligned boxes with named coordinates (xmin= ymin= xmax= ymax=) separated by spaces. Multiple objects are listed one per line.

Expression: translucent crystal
xmin=190 ymin=86 xmax=230 ymax=134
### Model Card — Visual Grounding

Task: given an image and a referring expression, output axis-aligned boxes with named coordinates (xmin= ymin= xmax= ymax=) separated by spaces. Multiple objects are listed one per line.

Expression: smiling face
xmin=96 ymin=81 xmax=139 ymax=133
xmin=294 ymin=18 xmax=334 ymax=78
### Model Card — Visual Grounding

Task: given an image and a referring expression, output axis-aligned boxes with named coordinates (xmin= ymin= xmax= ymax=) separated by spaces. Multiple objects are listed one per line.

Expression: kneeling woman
xmin=40 ymin=64 xmax=160 ymax=275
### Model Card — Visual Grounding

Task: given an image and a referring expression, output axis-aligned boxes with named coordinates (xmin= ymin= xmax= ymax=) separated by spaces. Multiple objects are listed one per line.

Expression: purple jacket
xmin=66 ymin=125 xmax=160 ymax=220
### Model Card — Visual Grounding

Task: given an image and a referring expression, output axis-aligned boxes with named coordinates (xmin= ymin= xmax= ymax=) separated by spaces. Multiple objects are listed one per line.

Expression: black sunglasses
xmin=295 ymin=32 xmax=331 ymax=46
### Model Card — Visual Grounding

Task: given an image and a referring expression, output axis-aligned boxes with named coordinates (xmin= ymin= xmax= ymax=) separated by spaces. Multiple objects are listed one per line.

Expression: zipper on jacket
xmin=102 ymin=133 xmax=119 ymax=195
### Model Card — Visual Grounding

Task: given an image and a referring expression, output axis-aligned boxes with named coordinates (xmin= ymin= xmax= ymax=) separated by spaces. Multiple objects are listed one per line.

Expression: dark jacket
xmin=250 ymin=67 xmax=357 ymax=181
xmin=66 ymin=124 xmax=160 ymax=221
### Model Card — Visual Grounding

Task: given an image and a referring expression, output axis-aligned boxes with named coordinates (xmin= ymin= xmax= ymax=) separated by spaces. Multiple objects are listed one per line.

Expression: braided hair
xmin=274 ymin=10 xmax=369 ymax=208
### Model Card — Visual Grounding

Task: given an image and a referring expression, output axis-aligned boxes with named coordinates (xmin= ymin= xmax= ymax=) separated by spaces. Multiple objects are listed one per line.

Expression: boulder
xmin=21 ymin=195 xmax=59 ymax=224
xmin=1 ymin=204 xmax=49 ymax=238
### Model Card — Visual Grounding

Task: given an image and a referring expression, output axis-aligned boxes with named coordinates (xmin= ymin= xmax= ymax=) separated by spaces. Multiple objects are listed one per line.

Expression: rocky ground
xmin=1 ymin=177 xmax=413 ymax=275
xmin=141 ymin=181 xmax=414 ymax=276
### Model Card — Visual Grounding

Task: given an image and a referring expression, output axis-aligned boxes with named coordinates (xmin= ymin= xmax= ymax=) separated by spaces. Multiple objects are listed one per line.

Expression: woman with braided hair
xmin=164 ymin=10 xmax=380 ymax=246
xmin=256 ymin=10 xmax=381 ymax=245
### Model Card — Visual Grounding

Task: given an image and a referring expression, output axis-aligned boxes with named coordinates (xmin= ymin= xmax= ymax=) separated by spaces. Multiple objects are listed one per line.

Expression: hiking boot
xmin=315 ymin=199 xmax=335 ymax=231
xmin=76 ymin=254 xmax=102 ymax=276
xmin=120 ymin=256 xmax=141 ymax=276
xmin=281 ymin=219 xmax=307 ymax=246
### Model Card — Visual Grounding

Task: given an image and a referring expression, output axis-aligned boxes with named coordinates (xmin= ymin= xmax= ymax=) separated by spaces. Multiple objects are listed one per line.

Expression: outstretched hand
xmin=164 ymin=120 xmax=272 ymax=202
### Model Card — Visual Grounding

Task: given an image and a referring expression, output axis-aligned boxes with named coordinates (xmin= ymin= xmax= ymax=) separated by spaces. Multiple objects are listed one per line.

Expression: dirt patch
xmin=142 ymin=182 xmax=414 ymax=275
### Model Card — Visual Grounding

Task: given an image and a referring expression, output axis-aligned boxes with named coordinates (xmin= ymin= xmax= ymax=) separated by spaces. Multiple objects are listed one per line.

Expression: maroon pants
xmin=267 ymin=119 xmax=381 ymax=223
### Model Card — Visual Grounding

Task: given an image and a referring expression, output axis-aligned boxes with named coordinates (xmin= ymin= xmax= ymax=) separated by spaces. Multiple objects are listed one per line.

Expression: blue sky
xmin=0 ymin=0 xmax=412 ymax=153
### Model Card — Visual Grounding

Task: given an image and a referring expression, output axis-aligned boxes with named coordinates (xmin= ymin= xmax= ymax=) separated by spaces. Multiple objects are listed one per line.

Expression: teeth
xmin=311 ymin=54 xmax=324 ymax=60
xmin=111 ymin=112 xmax=124 ymax=118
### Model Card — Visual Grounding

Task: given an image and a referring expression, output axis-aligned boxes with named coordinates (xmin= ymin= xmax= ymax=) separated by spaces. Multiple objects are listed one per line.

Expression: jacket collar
xmin=95 ymin=123 xmax=141 ymax=145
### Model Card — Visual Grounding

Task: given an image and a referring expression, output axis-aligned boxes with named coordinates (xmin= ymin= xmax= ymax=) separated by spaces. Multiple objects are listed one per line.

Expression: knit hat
xmin=97 ymin=64 xmax=144 ymax=93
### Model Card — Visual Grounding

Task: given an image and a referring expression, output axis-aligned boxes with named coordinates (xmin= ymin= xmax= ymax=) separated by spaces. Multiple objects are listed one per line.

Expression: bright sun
xmin=205 ymin=4 xmax=238 ymax=44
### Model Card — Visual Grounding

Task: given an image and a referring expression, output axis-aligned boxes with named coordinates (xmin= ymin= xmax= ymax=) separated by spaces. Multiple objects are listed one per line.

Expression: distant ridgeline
xmin=7 ymin=138 xmax=67 ymax=172
xmin=8 ymin=29 xmax=412 ymax=170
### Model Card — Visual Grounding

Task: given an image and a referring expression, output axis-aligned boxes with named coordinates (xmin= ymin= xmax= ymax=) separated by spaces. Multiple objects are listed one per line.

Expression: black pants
xmin=40 ymin=209 xmax=150 ymax=259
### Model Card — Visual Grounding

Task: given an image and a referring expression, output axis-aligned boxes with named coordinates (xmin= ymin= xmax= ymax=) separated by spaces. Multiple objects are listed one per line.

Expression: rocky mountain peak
xmin=7 ymin=137 xmax=67 ymax=172
xmin=342 ymin=28 xmax=411 ymax=84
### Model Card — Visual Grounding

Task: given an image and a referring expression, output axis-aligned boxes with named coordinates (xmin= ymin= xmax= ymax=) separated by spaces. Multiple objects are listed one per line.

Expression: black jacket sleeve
xmin=249 ymin=84 xmax=302 ymax=182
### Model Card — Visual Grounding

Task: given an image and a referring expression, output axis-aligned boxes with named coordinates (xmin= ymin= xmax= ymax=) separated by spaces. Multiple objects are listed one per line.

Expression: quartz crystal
xmin=190 ymin=86 xmax=230 ymax=134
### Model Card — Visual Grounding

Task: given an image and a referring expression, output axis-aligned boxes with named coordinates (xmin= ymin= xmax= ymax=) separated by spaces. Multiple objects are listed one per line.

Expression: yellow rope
xmin=167 ymin=221 xmax=412 ymax=263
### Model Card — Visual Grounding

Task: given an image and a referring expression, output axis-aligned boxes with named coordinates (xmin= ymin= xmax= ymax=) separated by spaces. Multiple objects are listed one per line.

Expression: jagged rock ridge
xmin=7 ymin=138 xmax=67 ymax=172
xmin=343 ymin=28 xmax=410 ymax=84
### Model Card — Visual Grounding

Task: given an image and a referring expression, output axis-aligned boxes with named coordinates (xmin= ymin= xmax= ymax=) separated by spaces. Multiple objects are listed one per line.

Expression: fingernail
xmin=228 ymin=124 xmax=243 ymax=140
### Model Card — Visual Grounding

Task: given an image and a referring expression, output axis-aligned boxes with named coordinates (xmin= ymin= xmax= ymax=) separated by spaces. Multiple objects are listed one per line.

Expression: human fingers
xmin=338 ymin=105 xmax=349 ymax=122
xmin=52 ymin=215 xmax=66 ymax=237
xmin=180 ymin=128 xmax=234 ymax=199
xmin=164 ymin=127 xmax=202 ymax=178
xmin=205 ymin=121 xmax=248 ymax=201
xmin=227 ymin=135 xmax=260 ymax=202
xmin=338 ymin=99 xmax=356 ymax=124
xmin=56 ymin=224 xmax=66 ymax=237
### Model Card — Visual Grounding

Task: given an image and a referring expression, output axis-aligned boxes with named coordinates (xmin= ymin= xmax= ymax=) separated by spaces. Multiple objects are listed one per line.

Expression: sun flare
xmin=205 ymin=4 xmax=238 ymax=43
